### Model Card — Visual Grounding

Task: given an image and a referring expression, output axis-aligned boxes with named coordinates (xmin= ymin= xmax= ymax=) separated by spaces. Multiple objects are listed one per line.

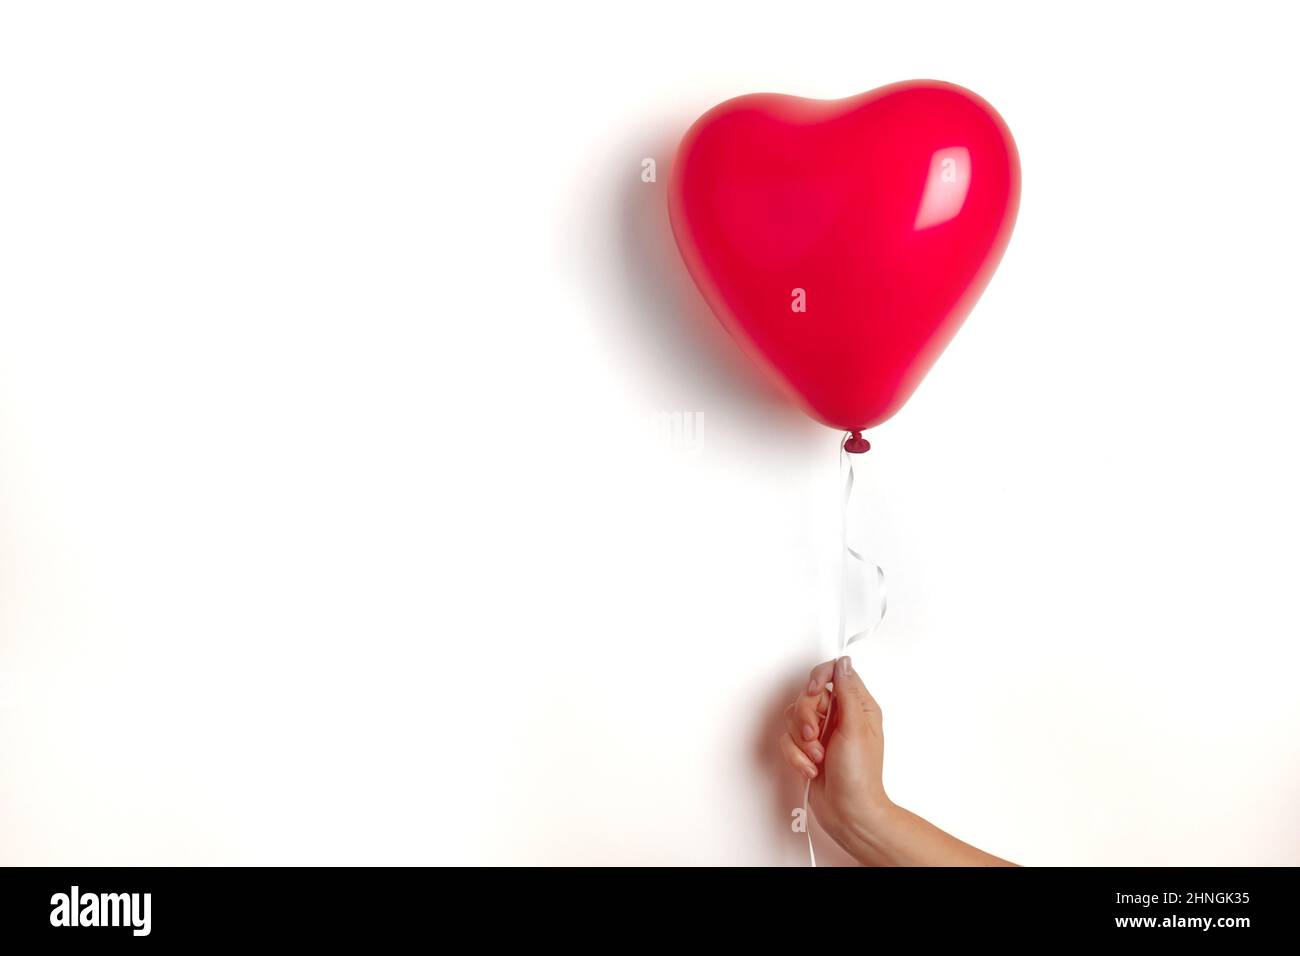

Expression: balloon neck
xmin=843 ymin=431 xmax=871 ymax=454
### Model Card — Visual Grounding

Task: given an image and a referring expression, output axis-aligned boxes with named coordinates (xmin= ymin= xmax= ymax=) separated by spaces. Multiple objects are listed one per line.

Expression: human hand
xmin=780 ymin=656 xmax=1017 ymax=866
xmin=780 ymin=656 xmax=890 ymax=853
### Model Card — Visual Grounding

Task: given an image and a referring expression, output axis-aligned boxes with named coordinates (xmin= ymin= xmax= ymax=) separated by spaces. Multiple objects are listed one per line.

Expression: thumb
xmin=831 ymin=656 xmax=882 ymax=738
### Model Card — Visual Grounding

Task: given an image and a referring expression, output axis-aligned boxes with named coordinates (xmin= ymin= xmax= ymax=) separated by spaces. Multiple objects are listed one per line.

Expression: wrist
xmin=844 ymin=795 xmax=906 ymax=865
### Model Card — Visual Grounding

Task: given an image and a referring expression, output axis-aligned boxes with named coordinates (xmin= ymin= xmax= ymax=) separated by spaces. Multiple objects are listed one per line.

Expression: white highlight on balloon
xmin=913 ymin=147 xmax=971 ymax=230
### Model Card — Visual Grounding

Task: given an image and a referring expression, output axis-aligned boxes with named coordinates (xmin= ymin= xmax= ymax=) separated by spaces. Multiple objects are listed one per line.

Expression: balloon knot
xmin=844 ymin=431 xmax=871 ymax=454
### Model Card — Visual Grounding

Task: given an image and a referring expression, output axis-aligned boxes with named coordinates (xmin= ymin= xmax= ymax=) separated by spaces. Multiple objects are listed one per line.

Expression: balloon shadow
xmin=611 ymin=123 xmax=814 ymax=451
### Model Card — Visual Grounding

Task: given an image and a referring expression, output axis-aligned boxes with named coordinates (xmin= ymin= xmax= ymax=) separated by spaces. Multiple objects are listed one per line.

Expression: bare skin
xmin=780 ymin=656 xmax=1016 ymax=867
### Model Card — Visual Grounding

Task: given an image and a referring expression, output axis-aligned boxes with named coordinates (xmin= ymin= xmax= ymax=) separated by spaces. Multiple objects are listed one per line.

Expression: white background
xmin=2 ymin=2 xmax=1298 ymax=865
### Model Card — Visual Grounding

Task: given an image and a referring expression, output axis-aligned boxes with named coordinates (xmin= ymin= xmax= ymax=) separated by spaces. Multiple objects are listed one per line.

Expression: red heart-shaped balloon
xmin=668 ymin=80 xmax=1020 ymax=433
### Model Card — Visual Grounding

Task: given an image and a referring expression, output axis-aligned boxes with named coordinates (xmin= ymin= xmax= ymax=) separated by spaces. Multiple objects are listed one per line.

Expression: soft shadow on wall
xmin=610 ymin=116 xmax=856 ymax=865
xmin=612 ymin=120 xmax=817 ymax=455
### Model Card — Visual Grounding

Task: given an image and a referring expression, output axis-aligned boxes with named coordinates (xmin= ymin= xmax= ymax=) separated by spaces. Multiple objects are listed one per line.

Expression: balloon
xmin=667 ymin=80 xmax=1020 ymax=433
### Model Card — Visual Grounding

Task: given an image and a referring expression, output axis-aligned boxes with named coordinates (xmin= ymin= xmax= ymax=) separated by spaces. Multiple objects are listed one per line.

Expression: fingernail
xmin=837 ymin=656 xmax=853 ymax=677
xmin=801 ymin=723 xmax=817 ymax=741
xmin=809 ymin=743 xmax=824 ymax=762
xmin=807 ymin=678 xmax=821 ymax=695
xmin=803 ymin=763 xmax=817 ymax=779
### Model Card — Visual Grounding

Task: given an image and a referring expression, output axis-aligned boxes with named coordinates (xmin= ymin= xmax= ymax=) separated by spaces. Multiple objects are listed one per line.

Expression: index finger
xmin=805 ymin=659 xmax=837 ymax=696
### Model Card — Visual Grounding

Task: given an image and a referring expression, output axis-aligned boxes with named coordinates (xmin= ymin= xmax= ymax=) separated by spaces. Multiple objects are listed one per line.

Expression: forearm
xmin=844 ymin=801 xmax=1017 ymax=867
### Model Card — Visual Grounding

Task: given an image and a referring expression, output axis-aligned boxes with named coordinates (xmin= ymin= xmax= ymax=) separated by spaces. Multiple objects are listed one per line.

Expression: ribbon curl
xmin=803 ymin=433 xmax=887 ymax=867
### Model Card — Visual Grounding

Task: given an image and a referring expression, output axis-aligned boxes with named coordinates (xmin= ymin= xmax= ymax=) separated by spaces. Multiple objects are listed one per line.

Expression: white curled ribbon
xmin=839 ymin=442 xmax=887 ymax=653
xmin=803 ymin=435 xmax=887 ymax=867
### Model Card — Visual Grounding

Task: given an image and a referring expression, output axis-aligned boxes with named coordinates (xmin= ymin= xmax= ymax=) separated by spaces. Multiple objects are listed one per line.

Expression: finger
xmin=784 ymin=702 xmax=827 ymax=763
xmin=805 ymin=660 xmax=836 ymax=696
xmin=830 ymin=655 xmax=882 ymax=738
xmin=779 ymin=732 xmax=818 ymax=779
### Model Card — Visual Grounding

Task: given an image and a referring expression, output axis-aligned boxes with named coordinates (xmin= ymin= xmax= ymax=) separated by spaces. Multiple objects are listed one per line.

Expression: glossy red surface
xmin=668 ymin=81 xmax=1020 ymax=433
